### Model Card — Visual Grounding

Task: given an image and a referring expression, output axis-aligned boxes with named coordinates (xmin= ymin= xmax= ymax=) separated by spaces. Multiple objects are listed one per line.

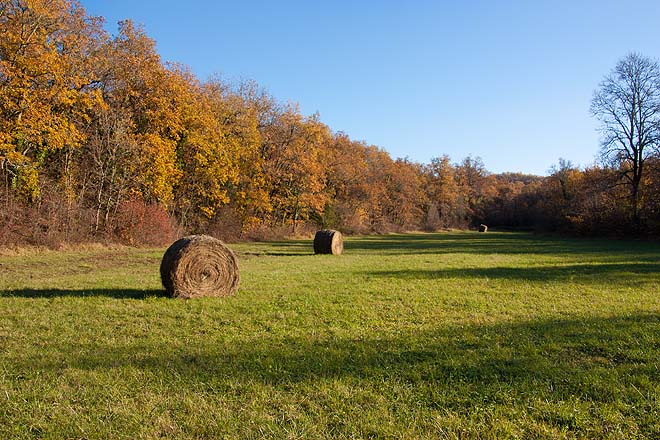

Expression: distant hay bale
xmin=478 ymin=224 xmax=488 ymax=232
xmin=314 ymin=229 xmax=344 ymax=255
xmin=160 ymin=235 xmax=239 ymax=299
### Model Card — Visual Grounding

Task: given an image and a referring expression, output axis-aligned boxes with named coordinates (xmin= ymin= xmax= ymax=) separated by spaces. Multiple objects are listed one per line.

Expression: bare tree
xmin=591 ymin=53 xmax=660 ymax=224
xmin=80 ymin=108 xmax=139 ymax=233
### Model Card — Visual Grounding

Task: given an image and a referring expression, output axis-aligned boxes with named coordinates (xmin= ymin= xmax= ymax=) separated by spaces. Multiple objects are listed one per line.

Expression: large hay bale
xmin=478 ymin=224 xmax=488 ymax=232
xmin=160 ymin=235 xmax=239 ymax=299
xmin=313 ymin=229 xmax=344 ymax=255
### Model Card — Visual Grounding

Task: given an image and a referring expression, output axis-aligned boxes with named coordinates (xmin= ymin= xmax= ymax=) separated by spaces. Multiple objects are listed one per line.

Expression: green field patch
xmin=1 ymin=232 xmax=659 ymax=438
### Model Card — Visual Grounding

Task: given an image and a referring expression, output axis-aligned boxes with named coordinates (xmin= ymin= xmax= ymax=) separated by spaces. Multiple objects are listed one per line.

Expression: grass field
xmin=1 ymin=232 xmax=659 ymax=439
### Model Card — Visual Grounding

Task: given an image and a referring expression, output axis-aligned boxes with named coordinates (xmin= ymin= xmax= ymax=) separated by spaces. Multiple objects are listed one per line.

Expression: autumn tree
xmin=641 ymin=157 xmax=660 ymax=233
xmin=322 ymin=133 xmax=369 ymax=229
xmin=591 ymin=53 xmax=660 ymax=226
xmin=481 ymin=174 xmax=528 ymax=227
xmin=517 ymin=158 xmax=582 ymax=231
xmin=0 ymin=0 xmax=105 ymax=200
xmin=455 ymin=155 xmax=493 ymax=224
xmin=217 ymin=79 xmax=271 ymax=230
xmin=426 ymin=155 xmax=465 ymax=228
xmin=386 ymin=159 xmax=426 ymax=229
xmin=260 ymin=107 xmax=331 ymax=232
xmin=563 ymin=166 xmax=628 ymax=233
xmin=172 ymin=76 xmax=266 ymax=232
xmin=100 ymin=20 xmax=184 ymax=206
xmin=360 ymin=146 xmax=397 ymax=231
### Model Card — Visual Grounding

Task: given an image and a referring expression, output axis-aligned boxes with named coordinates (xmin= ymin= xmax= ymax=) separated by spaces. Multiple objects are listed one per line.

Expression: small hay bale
xmin=160 ymin=235 xmax=239 ymax=299
xmin=313 ymin=229 xmax=344 ymax=255
xmin=478 ymin=224 xmax=488 ymax=232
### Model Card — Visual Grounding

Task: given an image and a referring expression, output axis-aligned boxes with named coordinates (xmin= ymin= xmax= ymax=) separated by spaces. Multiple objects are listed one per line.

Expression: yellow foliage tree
xmin=0 ymin=0 xmax=105 ymax=199
xmin=102 ymin=20 xmax=182 ymax=206
xmin=261 ymin=107 xmax=331 ymax=232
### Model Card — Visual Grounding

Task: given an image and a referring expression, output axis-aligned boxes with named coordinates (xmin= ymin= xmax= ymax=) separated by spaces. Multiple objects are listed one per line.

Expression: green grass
xmin=0 ymin=232 xmax=659 ymax=439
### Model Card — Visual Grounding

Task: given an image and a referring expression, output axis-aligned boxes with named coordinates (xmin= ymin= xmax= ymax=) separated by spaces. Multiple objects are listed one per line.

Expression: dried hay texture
xmin=160 ymin=235 xmax=239 ymax=299
xmin=478 ymin=224 xmax=488 ymax=232
xmin=314 ymin=229 xmax=344 ymax=255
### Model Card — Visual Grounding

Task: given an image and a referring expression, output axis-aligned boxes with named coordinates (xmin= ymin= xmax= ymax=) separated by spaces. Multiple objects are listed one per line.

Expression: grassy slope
xmin=0 ymin=232 xmax=659 ymax=439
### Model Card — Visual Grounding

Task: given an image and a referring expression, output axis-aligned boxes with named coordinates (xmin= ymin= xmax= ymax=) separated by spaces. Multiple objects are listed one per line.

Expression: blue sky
xmin=81 ymin=0 xmax=660 ymax=175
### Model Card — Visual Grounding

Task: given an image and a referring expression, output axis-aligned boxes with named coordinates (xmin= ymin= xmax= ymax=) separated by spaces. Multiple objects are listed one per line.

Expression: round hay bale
xmin=313 ymin=229 xmax=344 ymax=255
xmin=160 ymin=235 xmax=239 ymax=299
xmin=478 ymin=224 xmax=488 ymax=232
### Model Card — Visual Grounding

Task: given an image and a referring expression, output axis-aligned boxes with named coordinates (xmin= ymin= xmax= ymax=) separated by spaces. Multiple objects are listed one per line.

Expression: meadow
xmin=0 ymin=232 xmax=659 ymax=439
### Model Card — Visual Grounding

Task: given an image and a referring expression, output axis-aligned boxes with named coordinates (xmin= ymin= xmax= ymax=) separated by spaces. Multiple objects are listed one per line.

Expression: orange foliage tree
xmin=260 ymin=108 xmax=330 ymax=232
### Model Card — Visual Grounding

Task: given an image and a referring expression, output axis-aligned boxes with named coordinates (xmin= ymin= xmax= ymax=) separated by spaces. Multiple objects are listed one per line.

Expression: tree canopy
xmin=1 ymin=3 xmax=659 ymax=245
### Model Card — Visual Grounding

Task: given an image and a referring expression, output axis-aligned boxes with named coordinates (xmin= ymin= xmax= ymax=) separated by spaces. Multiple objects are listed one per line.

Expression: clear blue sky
xmin=81 ymin=0 xmax=660 ymax=175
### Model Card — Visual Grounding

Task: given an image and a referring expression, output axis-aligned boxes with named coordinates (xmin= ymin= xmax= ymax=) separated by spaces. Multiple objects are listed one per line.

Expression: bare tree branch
xmin=591 ymin=53 xmax=660 ymax=224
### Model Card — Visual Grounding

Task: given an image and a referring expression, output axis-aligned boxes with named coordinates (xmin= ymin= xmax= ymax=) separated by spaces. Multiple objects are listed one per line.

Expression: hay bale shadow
xmin=0 ymin=288 xmax=167 ymax=299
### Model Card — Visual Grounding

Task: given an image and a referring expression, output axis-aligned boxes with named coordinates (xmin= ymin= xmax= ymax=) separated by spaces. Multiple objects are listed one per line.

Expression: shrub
xmin=114 ymin=199 xmax=179 ymax=246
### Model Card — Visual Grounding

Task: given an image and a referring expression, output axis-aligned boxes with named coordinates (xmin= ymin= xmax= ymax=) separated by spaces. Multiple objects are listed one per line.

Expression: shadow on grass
xmin=238 ymin=251 xmax=312 ymax=257
xmin=4 ymin=313 xmax=659 ymax=436
xmin=0 ymin=288 xmax=166 ymax=299
xmin=5 ymin=313 xmax=660 ymax=433
xmin=13 ymin=313 xmax=660 ymax=392
xmin=344 ymin=232 xmax=660 ymax=258
xmin=237 ymin=240 xmax=315 ymax=257
xmin=363 ymin=262 xmax=660 ymax=283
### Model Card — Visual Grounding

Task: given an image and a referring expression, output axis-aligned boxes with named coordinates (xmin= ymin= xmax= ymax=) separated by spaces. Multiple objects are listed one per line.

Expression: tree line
xmin=1 ymin=1 xmax=659 ymax=246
